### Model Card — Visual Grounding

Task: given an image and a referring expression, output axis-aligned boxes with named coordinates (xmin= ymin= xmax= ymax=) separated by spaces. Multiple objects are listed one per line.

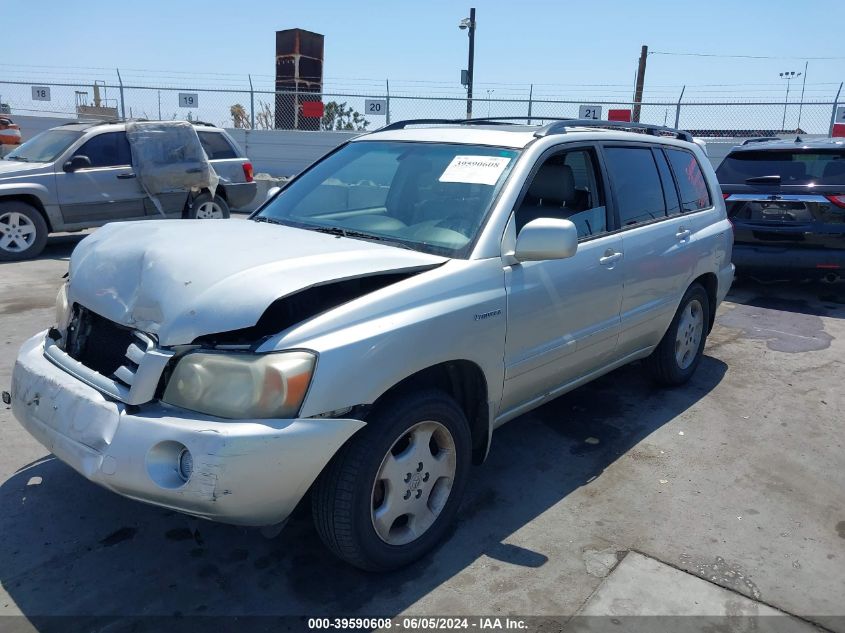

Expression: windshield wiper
xmin=745 ymin=175 xmax=781 ymax=184
xmin=252 ymin=216 xmax=287 ymax=226
xmin=4 ymin=155 xmax=28 ymax=162
xmin=310 ymin=225 xmax=413 ymax=249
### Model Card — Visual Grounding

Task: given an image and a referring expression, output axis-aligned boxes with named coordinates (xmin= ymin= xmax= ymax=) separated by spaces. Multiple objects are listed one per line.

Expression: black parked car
xmin=716 ymin=138 xmax=845 ymax=279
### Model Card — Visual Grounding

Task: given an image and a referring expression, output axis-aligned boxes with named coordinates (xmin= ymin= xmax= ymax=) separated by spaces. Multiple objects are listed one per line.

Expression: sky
xmin=2 ymin=0 xmax=843 ymax=131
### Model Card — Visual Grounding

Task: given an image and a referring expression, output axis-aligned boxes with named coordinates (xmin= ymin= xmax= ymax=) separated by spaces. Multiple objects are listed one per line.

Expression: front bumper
xmin=10 ymin=332 xmax=365 ymax=526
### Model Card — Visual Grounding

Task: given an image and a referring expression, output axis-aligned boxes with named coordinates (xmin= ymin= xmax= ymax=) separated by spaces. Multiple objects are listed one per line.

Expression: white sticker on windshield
xmin=439 ymin=155 xmax=511 ymax=186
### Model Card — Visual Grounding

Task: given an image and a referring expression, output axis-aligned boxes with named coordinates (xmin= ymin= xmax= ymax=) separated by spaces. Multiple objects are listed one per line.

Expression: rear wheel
xmin=0 ymin=202 xmax=48 ymax=261
xmin=188 ymin=192 xmax=230 ymax=219
xmin=646 ymin=283 xmax=710 ymax=386
xmin=312 ymin=390 xmax=471 ymax=571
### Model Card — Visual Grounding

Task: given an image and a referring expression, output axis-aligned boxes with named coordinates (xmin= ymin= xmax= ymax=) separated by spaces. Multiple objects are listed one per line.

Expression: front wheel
xmin=312 ymin=390 xmax=471 ymax=571
xmin=188 ymin=192 xmax=230 ymax=219
xmin=646 ymin=283 xmax=710 ymax=386
xmin=0 ymin=202 xmax=48 ymax=261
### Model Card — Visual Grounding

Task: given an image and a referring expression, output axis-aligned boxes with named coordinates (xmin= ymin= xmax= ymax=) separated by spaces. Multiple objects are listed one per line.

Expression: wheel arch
xmin=372 ymin=359 xmax=491 ymax=465
xmin=0 ymin=193 xmax=52 ymax=231
xmin=692 ymin=272 xmax=718 ymax=333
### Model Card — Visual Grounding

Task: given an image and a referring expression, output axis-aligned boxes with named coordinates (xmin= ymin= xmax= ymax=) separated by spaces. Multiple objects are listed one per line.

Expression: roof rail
xmin=380 ymin=117 xmax=498 ymax=132
xmin=534 ymin=119 xmax=693 ymax=142
xmin=376 ymin=117 xmax=694 ymax=142
xmin=741 ymin=137 xmax=779 ymax=145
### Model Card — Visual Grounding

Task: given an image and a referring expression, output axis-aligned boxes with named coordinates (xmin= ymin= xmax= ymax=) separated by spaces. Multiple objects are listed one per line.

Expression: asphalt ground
xmin=1 ymin=228 xmax=843 ymax=632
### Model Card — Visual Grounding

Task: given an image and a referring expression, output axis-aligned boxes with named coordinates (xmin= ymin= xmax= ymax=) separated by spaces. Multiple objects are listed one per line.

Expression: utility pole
xmin=632 ymin=45 xmax=648 ymax=123
xmin=797 ymin=61 xmax=809 ymax=132
xmin=779 ymin=70 xmax=802 ymax=131
xmin=460 ymin=8 xmax=476 ymax=118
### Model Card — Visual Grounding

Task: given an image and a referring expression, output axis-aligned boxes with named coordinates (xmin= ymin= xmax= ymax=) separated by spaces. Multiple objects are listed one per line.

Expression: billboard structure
xmin=275 ymin=28 xmax=325 ymax=130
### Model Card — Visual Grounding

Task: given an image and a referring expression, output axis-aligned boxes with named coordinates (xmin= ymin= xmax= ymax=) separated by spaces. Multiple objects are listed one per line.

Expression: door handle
xmin=599 ymin=251 xmax=623 ymax=266
xmin=116 ymin=173 xmax=136 ymax=179
xmin=676 ymin=227 xmax=691 ymax=240
xmin=185 ymin=167 xmax=203 ymax=174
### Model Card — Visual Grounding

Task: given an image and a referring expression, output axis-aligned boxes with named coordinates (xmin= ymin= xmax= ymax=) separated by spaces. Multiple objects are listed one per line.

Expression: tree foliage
xmin=230 ymin=103 xmax=250 ymax=129
xmin=321 ymin=101 xmax=370 ymax=131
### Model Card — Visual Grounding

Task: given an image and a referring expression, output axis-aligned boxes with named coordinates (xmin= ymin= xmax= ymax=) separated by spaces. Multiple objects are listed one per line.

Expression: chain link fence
xmin=1 ymin=79 xmax=841 ymax=137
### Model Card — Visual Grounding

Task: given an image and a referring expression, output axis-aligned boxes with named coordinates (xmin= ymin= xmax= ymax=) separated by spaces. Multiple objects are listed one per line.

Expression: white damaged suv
xmin=9 ymin=119 xmax=734 ymax=570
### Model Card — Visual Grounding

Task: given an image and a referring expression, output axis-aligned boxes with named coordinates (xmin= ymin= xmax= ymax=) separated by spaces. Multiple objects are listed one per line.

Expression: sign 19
xmin=179 ymin=93 xmax=199 ymax=108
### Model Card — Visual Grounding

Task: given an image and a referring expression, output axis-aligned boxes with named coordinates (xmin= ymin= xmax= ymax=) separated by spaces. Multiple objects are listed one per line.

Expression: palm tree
xmin=230 ymin=103 xmax=250 ymax=129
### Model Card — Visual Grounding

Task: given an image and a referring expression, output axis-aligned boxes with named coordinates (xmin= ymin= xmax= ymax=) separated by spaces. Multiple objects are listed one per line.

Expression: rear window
xmin=197 ymin=131 xmax=238 ymax=160
xmin=716 ymin=149 xmax=845 ymax=185
xmin=666 ymin=148 xmax=712 ymax=212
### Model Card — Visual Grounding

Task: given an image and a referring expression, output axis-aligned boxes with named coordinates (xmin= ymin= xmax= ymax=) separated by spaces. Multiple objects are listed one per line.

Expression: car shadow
xmin=726 ymin=276 xmax=845 ymax=320
xmin=0 ymin=356 xmax=726 ymax=626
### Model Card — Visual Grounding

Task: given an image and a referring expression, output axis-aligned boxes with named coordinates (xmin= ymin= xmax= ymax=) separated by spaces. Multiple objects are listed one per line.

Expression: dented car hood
xmin=68 ymin=219 xmax=447 ymax=346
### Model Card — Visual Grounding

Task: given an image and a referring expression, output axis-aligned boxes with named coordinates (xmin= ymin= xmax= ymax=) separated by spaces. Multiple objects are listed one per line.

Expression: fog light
xmin=178 ymin=448 xmax=193 ymax=482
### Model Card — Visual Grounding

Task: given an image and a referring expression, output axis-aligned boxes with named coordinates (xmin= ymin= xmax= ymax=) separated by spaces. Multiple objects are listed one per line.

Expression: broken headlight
xmin=162 ymin=351 xmax=316 ymax=419
xmin=55 ymin=282 xmax=71 ymax=333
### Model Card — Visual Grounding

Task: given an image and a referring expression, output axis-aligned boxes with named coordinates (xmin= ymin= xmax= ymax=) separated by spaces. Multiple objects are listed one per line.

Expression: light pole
xmin=486 ymin=89 xmax=494 ymax=117
xmin=459 ymin=8 xmax=476 ymax=119
xmin=779 ymin=70 xmax=802 ymax=131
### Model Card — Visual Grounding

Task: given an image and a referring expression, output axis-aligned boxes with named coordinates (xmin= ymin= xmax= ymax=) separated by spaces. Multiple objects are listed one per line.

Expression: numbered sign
xmin=836 ymin=106 xmax=845 ymax=124
xmin=31 ymin=86 xmax=51 ymax=101
xmin=579 ymin=105 xmax=602 ymax=120
xmin=179 ymin=93 xmax=199 ymax=108
xmin=365 ymin=99 xmax=387 ymax=116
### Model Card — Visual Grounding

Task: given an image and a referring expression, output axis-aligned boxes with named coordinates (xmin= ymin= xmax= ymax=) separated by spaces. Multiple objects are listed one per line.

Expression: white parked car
xmin=8 ymin=118 xmax=734 ymax=570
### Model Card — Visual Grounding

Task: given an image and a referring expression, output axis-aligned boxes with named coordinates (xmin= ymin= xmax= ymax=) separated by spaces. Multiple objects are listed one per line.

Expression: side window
xmin=653 ymin=149 xmax=681 ymax=215
xmin=198 ymin=131 xmax=238 ymax=160
xmin=665 ymin=148 xmax=712 ymax=212
xmin=516 ymin=148 xmax=607 ymax=239
xmin=603 ymin=147 xmax=666 ymax=227
xmin=74 ymin=132 xmax=131 ymax=168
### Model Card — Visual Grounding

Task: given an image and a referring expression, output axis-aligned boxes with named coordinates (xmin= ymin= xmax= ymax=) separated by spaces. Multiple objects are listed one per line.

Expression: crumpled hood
xmin=68 ymin=220 xmax=447 ymax=346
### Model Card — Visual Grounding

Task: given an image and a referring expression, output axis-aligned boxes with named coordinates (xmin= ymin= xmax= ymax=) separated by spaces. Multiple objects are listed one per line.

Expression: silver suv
xmin=9 ymin=119 xmax=734 ymax=570
xmin=0 ymin=121 xmax=257 ymax=261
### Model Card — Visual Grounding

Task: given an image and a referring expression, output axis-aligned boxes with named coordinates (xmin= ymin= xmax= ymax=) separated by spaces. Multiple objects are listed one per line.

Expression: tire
xmin=646 ymin=283 xmax=710 ymax=386
xmin=188 ymin=192 xmax=230 ymax=219
xmin=312 ymin=389 xmax=472 ymax=571
xmin=0 ymin=201 xmax=48 ymax=262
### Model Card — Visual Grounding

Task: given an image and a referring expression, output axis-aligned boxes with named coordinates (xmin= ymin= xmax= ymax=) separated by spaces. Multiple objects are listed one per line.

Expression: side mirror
xmin=63 ymin=155 xmax=92 ymax=172
xmin=514 ymin=218 xmax=578 ymax=262
xmin=266 ymin=186 xmax=281 ymax=201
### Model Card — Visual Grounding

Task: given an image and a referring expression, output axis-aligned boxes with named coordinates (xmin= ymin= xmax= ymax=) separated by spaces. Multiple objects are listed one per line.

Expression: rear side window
xmin=603 ymin=146 xmax=666 ymax=227
xmin=666 ymin=149 xmax=711 ymax=212
xmin=716 ymin=149 xmax=845 ymax=185
xmin=74 ymin=132 xmax=132 ymax=167
xmin=198 ymin=131 xmax=238 ymax=159
xmin=653 ymin=149 xmax=681 ymax=215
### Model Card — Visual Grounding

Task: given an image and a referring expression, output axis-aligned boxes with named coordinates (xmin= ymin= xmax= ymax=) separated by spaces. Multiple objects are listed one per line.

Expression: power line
xmin=650 ymin=51 xmax=845 ymax=60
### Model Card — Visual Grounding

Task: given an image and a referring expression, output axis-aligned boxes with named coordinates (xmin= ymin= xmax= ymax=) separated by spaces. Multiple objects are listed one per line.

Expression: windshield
xmin=4 ymin=129 xmax=83 ymax=163
xmin=256 ymin=141 xmax=519 ymax=257
xmin=716 ymin=149 xmax=845 ymax=185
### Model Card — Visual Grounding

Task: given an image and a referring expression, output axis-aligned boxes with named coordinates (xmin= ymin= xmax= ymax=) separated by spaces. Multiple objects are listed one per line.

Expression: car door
xmin=500 ymin=145 xmax=624 ymax=417
xmin=55 ymin=131 xmax=146 ymax=225
xmin=601 ymin=144 xmax=711 ymax=356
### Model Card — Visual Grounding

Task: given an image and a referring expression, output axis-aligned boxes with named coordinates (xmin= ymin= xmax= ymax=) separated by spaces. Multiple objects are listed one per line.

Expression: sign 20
xmin=365 ymin=99 xmax=387 ymax=116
